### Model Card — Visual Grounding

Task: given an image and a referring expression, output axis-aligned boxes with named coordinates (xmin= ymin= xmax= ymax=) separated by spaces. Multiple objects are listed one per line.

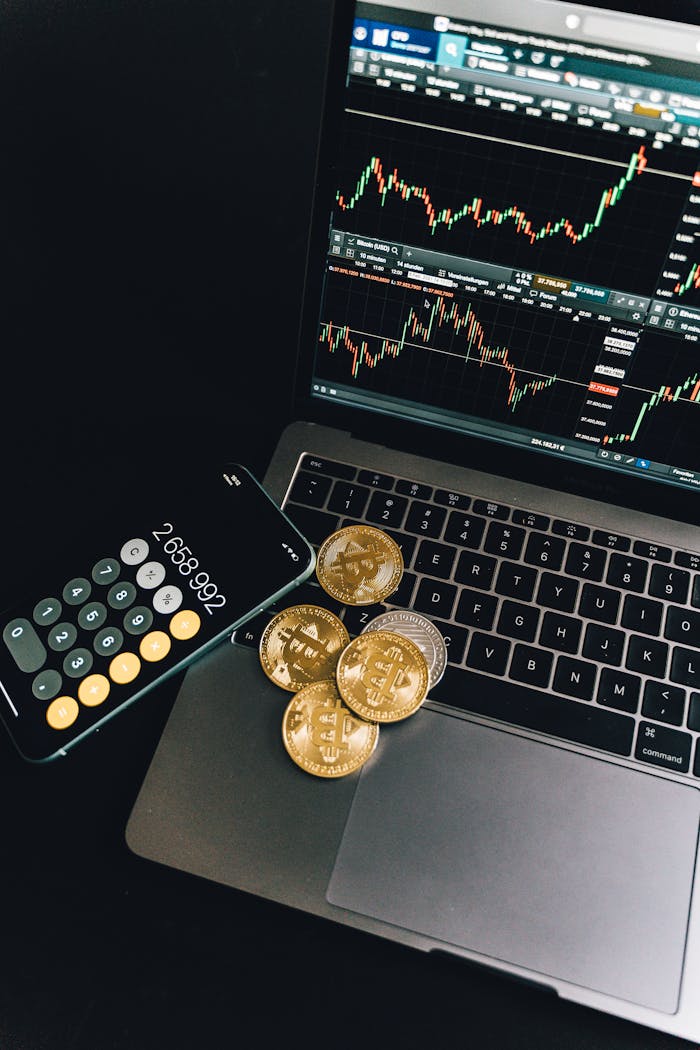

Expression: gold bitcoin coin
xmin=315 ymin=525 xmax=403 ymax=606
xmin=259 ymin=604 xmax=350 ymax=692
xmin=336 ymin=629 xmax=429 ymax=723
xmin=282 ymin=679 xmax=379 ymax=778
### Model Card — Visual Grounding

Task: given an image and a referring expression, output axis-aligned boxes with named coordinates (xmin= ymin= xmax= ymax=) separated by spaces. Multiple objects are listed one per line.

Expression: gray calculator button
xmin=91 ymin=558 xmax=120 ymax=586
xmin=121 ymin=538 xmax=149 ymax=565
xmin=123 ymin=606 xmax=153 ymax=636
xmin=32 ymin=597 xmax=62 ymax=627
xmin=63 ymin=577 xmax=91 ymax=606
xmin=78 ymin=602 xmax=107 ymax=631
xmin=108 ymin=581 xmax=137 ymax=610
xmin=136 ymin=561 xmax=166 ymax=590
xmin=63 ymin=648 xmax=93 ymax=678
xmin=32 ymin=669 xmax=62 ymax=701
xmin=153 ymin=585 xmax=183 ymax=614
xmin=94 ymin=627 xmax=124 ymax=657
xmin=3 ymin=618 xmax=47 ymax=673
xmin=48 ymin=622 xmax=78 ymax=652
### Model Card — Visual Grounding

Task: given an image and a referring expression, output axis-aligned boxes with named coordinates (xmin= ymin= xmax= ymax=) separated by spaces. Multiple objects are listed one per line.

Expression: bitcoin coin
xmin=315 ymin=525 xmax=403 ymax=606
xmin=259 ymin=605 xmax=350 ymax=692
xmin=336 ymin=629 xmax=429 ymax=723
xmin=282 ymin=679 xmax=379 ymax=778
xmin=362 ymin=609 xmax=447 ymax=690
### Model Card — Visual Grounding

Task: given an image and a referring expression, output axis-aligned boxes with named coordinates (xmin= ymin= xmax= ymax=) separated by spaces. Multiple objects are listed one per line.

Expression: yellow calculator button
xmin=169 ymin=610 xmax=201 ymax=641
xmin=109 ymin=651 xmax=141 ymax=685
xmin=139 ymin=631 xmax=172 ymax=662
xmin=46 ymin=696 xmax=79 ymax=730
xmin=78 ymin=674 xmax=110 ymax=707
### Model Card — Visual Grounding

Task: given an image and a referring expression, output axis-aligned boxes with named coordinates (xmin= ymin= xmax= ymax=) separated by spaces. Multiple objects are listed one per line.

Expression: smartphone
xmin=0 ymin=462 xmax=315 ymax=761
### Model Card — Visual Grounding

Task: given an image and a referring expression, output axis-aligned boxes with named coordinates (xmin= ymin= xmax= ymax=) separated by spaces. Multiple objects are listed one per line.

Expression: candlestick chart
xmin=334 ymin=118 xmax=687 ymax=296
xmin=316 ymin=269 xmax=608 ymax=438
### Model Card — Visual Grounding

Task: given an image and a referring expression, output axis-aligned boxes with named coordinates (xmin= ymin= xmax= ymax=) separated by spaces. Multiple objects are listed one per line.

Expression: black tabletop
xmin=0 ymin=2 xmax=697 ymax=1047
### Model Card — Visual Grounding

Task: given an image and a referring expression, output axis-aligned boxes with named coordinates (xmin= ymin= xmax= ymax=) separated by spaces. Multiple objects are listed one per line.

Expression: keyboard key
xmin=413 ymin=540 xmax=457 ymax=579
xmin=509 ymin=644 xmax=553 ymax=688
xmin=396 ymin=479 xmax=432 ymax=500
xmin=687 ymin=692 xmax=700 ymax=731
xmin=299 ymin=455 xmax=355 ymax=479
xmin=694 ymin=576 xmax=700 ymax=609
xmin=621 ymin=594 xmax=663 ymax=637
xmin=444 ymin=510 xmax=486 ymax=549
xmin=524 ymin=532 xmax=565 ymax=570
xmin=483 ymin=522 xmax=525 ymax=560
xmin=365 ymin=491 xmax=408 ymax=529
xmin=328 ymin=481 xmax=370 ymax=518
xmin=539 ymin=611 xmax=582 ymax=654
xmin=625 ymin=636 xmax=668 ymax=678
xmin=648 ymin=565 xmax=690 ymax=604
xmin=642 ymin=682 xmax=685 ymax=726
xmin=389 ymin=571 xmax=416 ymax=609
xmin=404 ymin=501 xmax=447 ymax=538
xmin=3 ymin=618 xmax=47 ymax=673
xmin=579 ymin=583 xmax=621 ymax=625
xmin=232 ymin=611 xmax=271 ymax=649
xmin=455 ymin=550 xmax=496 ymax=590
xmin=455 ymin=589 xmax=497 ymax=630
xmin=670 ymin=646 xmax=700 ymax=688
xmin=635 ymin=721 xmax=691 ymax=773
xmin=358 ymin=469 xmax=393 ymax=490
xmin=288 ymin=471 xmax=332 ymax=508
xmin=496 ymin=600 xmax=539 ymax=642
xmin=675 ymin=551 xmax=700 ymax=571
xmin=536 ymin=573 xmax=578 ymax=612
xmin=342 ymin=603 xmax=386 ymax=636
xmin=596 ymin=668 xmax=640 ymax=713
xmin=495 ymin=562 xmax=537 ymax=602
xmin=434 ymin=489 xmax=470 ymax=511
xmin=583 ymin=623 xmax=625 ymax=665
xmin=592 ymin=530 xmax=630 ymax=551
xmin=633 ymin=540 xmax=671 ymax=562
xmin=466 ymin=632 xmax=511 ymax=675
xmin=512 ymin=510 xmax=549 ymax=530
xmin=564 ymin=543 xmax=606 ymax=581
xmin=432 ymin=619 xmax=468 ymax=665
xmin=429 ymin=665 xmax=635 ymax=756
xmin=553 ymin=656 xmax=597 ymax=701
xmin=413 ymin=578 xmax=457 ymax=620
xmin=552 ymin=520 xmax=590 ymax=541
xmin=473 ymin=499 xmax=509 ymax=520
xmin=664 ymin=606 xmax=700 ymax=647
xmin=606 ymin=553 xmax=648 ymax=592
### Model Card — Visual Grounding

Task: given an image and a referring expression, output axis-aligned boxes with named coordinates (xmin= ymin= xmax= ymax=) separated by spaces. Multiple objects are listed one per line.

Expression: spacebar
xmin=429 ymin=666 xmax=634 ymax=757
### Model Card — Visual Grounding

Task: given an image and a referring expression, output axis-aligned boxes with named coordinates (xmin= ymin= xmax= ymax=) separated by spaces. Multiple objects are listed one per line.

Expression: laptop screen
xmin=305 ymin=0 xmax=700 ymax=493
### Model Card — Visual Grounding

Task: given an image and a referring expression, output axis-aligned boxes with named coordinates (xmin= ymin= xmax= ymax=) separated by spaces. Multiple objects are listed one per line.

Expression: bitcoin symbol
xmin=332 ymin=542 xmax=385 ymax=585
xmin=309 ymin=700 xmax=354 ymax=765
xmin=280 ymin=624 xmax=332 ymax=674
xmin=360 ymin=647 xmax=410 ymax=708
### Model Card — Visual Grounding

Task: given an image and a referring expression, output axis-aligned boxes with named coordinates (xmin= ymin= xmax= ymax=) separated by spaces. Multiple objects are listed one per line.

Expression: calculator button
xmin=109 ymin=651 xmax=141 ymax=685
xmin=169 ymin=610 xmax=201 ymax=641
xmin=32 ymin=669 xmax=62 ymax=701
xmin=120 ymin=538 xmax=149 ymax=565
xmin=91 ymin=558 xmax=120 ymax=586
xmin=94 ymin=627 xmax=124 ymax=658
xmin=136 ymin=561 xmax=166 ymax=590
xmin=108 ymin=581 xmax=137 ymax=610
xmin=46 ymin=695 xmax=79 ymax=730
xmin=32 ymin=598 xmax=62 ymax=627
xmin=78 ymin=602 xmax=107 ymax=631
xmin=123 ymin=606 xmax=153 ymax=636
xmin=47 ymin=622 xmax=78 ymax=653
xmin=139 ymin=631 xmax=172 ymax=662
xmin=153 ymin=585 xmax=183 ymax=615
xmin=78 ymin=674 xmax=110 ymax=707
xmin=63 ymin=577 xmax=91 ymax=606
xmin=3 ymin=618 xmax=47 ymax=673
xmin=63 ymin=648 xmax=93 ymax=678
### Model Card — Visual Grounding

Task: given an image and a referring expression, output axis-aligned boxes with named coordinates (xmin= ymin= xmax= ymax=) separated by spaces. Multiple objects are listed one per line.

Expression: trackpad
xmin=326 ymin=709 xmax=700 ymax=1012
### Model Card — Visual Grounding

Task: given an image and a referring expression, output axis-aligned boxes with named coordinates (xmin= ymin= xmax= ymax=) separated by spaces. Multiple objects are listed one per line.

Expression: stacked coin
xmin=258 ymin=524 xmax=447 ymax=779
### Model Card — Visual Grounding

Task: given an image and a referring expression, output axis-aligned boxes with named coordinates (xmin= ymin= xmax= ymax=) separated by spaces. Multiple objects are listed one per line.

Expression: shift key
xmin=635 ymin=721 xmax=692 ymax=773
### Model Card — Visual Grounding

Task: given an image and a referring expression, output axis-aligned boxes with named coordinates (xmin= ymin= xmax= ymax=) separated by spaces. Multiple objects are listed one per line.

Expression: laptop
xmin=126 ymin=0 xmax=700 ymax=1039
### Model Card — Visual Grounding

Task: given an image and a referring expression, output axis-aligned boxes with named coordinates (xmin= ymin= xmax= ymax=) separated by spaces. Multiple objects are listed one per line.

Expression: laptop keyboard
xmin=235 ymin=452 xmax=700 ymax=778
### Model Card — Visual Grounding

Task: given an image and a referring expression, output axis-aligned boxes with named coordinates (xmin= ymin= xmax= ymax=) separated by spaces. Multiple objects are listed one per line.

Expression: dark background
xmin=0 ymin=2 xmax=699 ymax=1047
